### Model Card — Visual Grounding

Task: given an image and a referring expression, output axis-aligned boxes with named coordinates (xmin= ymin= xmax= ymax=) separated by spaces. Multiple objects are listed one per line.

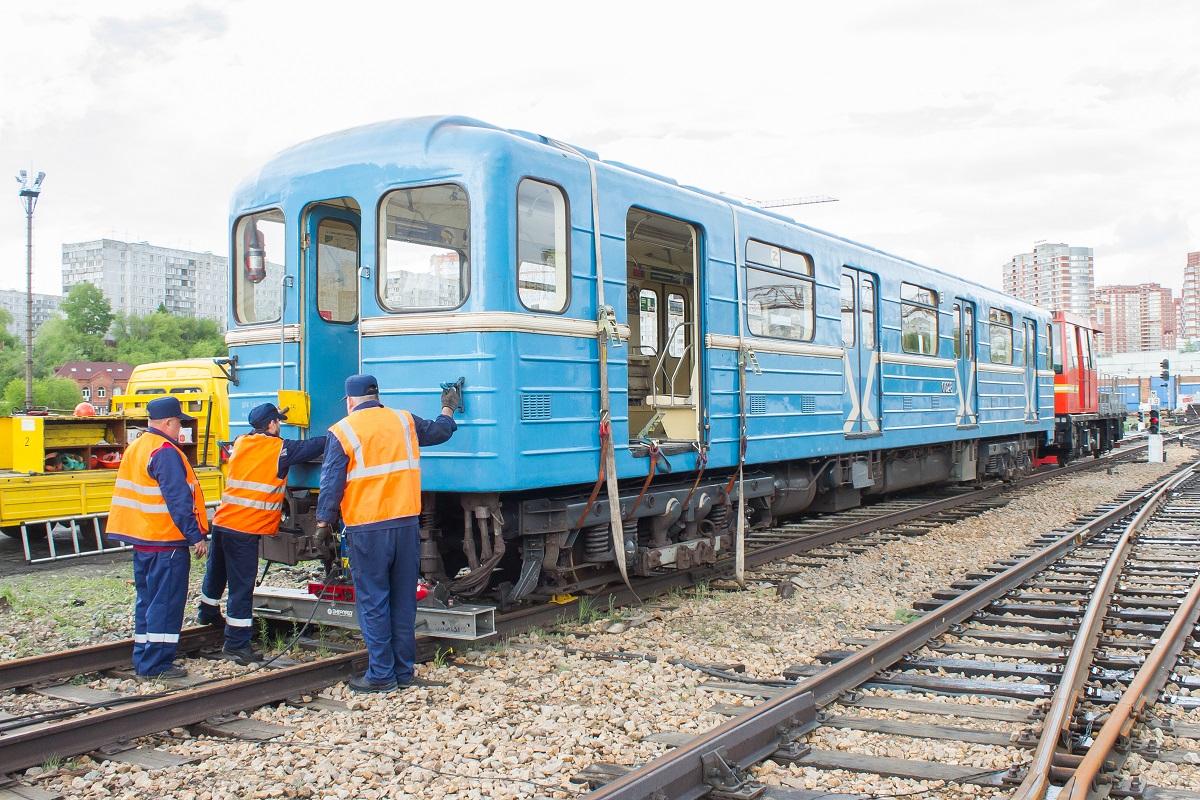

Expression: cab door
xmin=302 ymin=201 xmax=361 ymax=438
xmin=841 ymin=268 xmax=880 ymax=435
xmin=1023 ymin=318 xmax=1039 ymax=421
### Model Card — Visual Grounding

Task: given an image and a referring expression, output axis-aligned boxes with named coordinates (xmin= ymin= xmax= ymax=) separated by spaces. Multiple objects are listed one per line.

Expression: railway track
xmin=0 ymin=435 xmax=1181 ymax=780
xmin=576 ymin=456 xmax=1200 ymax=800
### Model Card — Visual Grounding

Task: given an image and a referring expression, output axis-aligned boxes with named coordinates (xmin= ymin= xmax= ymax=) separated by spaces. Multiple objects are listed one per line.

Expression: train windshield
xmin=233 ymin=209 xmax=285 ymax=324
xmin=378 ymin=184 xmax=469 ymax=310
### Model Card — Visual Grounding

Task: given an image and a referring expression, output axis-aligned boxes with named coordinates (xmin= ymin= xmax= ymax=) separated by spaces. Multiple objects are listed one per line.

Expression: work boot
xmin=197 ymin=607 xmax=224 ymax=627
xmin=220 ymin=646 xmax=266 ymax=666
xmin=141 ymin=664 xmax=188 ymax=680
xmin=348 ymin=674 xmax=398 ymax=693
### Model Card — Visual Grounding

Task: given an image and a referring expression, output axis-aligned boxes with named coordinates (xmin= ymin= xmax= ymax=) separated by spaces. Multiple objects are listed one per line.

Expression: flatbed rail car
xmin=228 ymin=116 xmax=1055 ymax=605
xmin=1045 ymin=310 xmax=1125 ymax=462
xmin=0 ymin=361 xmax=230 ymax=562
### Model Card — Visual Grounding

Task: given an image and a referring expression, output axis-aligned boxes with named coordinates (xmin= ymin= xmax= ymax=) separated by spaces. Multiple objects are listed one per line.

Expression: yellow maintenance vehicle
xmin=0 ymin=358 xmax=233 ymax=562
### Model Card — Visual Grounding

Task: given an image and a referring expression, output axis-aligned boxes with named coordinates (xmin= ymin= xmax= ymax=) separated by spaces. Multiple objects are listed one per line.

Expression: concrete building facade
xmin=1002 ymin=242 xmax=1095 ymax=321
xmin=61 ymin=240 xmax=227 ymax=328
xmin=1093 ymin=283 xmax=1177 ymax=356
xmin=0 ymin=289 xmax=61 ymax=341
xmin=1181 ymin=251 xmax=1200 ymax=344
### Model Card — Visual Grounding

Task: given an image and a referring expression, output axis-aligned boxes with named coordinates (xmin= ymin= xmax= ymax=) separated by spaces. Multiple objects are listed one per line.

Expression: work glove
xmin=440 ymin=384 xmax=462 ymax=412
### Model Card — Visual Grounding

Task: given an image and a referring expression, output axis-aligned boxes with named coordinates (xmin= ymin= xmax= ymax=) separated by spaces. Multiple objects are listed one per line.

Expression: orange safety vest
xmin=107 ymin=431 xmax=209 ymax=546
xmin=212 ymin=433 xmax=286 ymax=535
xmin=329 ymin=406 xmax=421 ymax=526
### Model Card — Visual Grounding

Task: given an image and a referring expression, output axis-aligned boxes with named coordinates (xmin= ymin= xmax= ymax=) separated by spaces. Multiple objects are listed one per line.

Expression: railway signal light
xmin=1149 ymin=408 xmax=1160 ymax=434
xmin=1160 ymin=359 xmax=1170 ymax=381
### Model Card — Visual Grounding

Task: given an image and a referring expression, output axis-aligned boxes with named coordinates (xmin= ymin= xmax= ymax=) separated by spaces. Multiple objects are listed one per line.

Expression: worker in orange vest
xmin=198 ymin=403 xmax=327 ymax=664
xmin=106 ymin=396 xmax=209 ymax=679
xmin=316 ymin=374 xmax=459 ymax=693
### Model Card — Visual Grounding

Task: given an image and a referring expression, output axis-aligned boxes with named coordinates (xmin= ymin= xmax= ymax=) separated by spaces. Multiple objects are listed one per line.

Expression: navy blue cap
xmin=248 ymin=403 xmax=284 ymax=430
xmin=146 ymin=396 xmax=193 ymax=421
xmin=344 ymin=373 xmax=379 ymax=397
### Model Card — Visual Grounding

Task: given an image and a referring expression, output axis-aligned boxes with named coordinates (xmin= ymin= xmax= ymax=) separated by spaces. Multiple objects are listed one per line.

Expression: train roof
xmin=236 ymin=116 xmax=1043 ymax=318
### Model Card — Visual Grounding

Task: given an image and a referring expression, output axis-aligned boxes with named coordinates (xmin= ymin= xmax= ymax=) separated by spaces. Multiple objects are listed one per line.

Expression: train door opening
xmin=625 ymin=209 xmax=700 ymax=443
xmin=953 ymin=300 xmax=978 ymax=426
xmin=1023 ymin=318 xmax=1038 ymax=421
xmin=301 ymin=198 xmax=361 ymax=439
xmin=840 ymin=268 xmax=880 ymax=435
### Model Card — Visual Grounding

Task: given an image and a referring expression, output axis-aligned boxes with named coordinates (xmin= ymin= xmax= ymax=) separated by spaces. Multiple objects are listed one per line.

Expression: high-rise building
xmin=61 ymin=239 xmax=228 ymax=328
xmin=1093 ymin=283 xmax=1177 ymax=355
xmin=0 ymin=289 xmax=61 ymax=340
xmin=1181 ymin=251 xmax=1200 ymax=343
xmin=1002 ymin=242 xmax=1095 ymax=320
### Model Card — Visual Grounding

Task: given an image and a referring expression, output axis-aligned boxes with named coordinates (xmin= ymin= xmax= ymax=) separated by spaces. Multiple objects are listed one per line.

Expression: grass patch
xmin=0 ymin=565 xmax=134 ymax=655
xmin=893 ymin=607 xmax=921 ymax=623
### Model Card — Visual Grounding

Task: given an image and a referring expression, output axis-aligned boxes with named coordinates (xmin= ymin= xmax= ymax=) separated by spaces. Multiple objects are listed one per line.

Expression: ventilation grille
xmin=521 ymin=393 xmax=552 ymax=420
xmin=800 ymin=395 xmax=817 ymax=414
xmin=930 ymin=396 xmax=941 ymax=410
xmin=749 ymin=394 xmax=767 ymax=414
xmin=902 ymin=396 xmax=914 ymax=412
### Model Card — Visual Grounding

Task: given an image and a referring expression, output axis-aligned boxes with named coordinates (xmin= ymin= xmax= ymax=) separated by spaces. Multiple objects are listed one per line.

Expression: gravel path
xmin=11 ymin=451 xmax=1188 ymax=799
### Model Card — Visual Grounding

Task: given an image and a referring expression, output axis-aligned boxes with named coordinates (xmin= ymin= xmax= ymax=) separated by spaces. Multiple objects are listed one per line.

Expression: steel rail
xmin=0 ymin=627 xmax=222 ymax=692
xmin=584 ymin=459 xmax=1200 ymax=800
xmin=1010 ymin=461 xmax=1200 ymax=800
xmin=1060 ymin=569 xmax=1200 ymax=798
xmin=0 ymin=649 xmax=367 ymax=775
xmin=0 ymin=437 xmax=1169 ymax=777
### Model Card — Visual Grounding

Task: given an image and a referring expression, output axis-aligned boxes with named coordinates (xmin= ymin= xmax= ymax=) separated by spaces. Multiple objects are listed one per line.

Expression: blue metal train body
xmin=226 ymin=116 xmax=1056 ymax=598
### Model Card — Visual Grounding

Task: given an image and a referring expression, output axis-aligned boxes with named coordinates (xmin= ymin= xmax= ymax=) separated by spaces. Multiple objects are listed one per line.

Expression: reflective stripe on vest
xmin=212 ymin=433 xmax=287 ymax=535
xmin=106 ymin=432 xmax=208 ymax=546
xmin=329 ymin=407 xmax=421 ymax=526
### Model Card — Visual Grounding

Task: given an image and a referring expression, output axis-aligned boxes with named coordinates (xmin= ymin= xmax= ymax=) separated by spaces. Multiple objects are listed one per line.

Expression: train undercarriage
xmin=260 ymin=433 xmax=1046 ymax=609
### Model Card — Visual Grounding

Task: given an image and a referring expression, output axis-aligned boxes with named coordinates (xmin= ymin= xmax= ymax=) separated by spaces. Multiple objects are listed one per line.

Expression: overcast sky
xmin=2 ymin=1 xmax=1198 ymax=297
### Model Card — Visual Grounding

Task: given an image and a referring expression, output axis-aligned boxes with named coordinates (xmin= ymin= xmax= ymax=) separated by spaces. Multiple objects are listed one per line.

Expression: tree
xmin=110 ymin=311 xmax=226 ymax=365
xmin=0 ymin=309 xmax=22 ymax=389
xmin=2 ymin=377 xmax=81 ymax=413
xmin=60 ymin=283 xmax=114 ymax=337
xmin=34 ymin=317 xmax=114 ymax=375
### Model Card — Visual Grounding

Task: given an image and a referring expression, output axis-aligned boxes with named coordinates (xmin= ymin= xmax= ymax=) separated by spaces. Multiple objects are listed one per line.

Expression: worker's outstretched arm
xmin=411 ymin=413 xmax=457 ymax=447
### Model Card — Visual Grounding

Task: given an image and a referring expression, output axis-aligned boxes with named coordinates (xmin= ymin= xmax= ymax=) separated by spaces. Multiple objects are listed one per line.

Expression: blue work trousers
xmin=132 ymin=548 xmax=191 ymax=676
xmin=198 ymin=526 xmax=260 ymax=649
xmin=349 ymin=520 xmax=419 ymax=684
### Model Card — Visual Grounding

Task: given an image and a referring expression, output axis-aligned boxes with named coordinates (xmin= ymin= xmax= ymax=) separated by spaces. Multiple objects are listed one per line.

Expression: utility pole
xmin=15 ymin=170 xmax=46 ymax=412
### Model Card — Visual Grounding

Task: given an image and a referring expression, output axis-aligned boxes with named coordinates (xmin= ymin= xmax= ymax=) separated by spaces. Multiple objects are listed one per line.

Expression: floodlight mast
xmin=15 ymin=169 xmax=45 ymax=413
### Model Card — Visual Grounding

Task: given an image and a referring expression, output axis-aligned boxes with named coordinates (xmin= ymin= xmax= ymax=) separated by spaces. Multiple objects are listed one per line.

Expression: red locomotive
xmin=1046 ymin=311 xmax=1125 ymax=462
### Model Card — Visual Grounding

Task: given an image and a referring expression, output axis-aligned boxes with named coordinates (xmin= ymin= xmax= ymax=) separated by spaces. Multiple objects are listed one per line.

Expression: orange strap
xmin=623 ymin=445 xmax=659 ymax=522
xmin=681 ymin=447 xmax=709 ymax=512
xmin=570 ymin=419 xmax=612 ymax=532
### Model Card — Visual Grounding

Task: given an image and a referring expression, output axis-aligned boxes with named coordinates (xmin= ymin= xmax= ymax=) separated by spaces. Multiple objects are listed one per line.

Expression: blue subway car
xmin=226 ymin=116 xmax=1055 ymax=600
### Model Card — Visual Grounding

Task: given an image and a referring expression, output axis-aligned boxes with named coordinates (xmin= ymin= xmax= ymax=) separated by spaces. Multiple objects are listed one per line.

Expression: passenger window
xmin=989 ymin=309 xmax=1013 ymax=364
xmin=901 ymin=282 xmax=938 ymax=355
xmin=952 ymin=304 xmax=961 ymax=359
xmin=378 ymin=184 xmax=469 ymax=311
xmin=516 ymin=179 xmax=569 ymax=313
xmin=1046 ymin=324 xmax=1054 ymax=372
xmin=316 ymin=219 xmax=358 ymax=323
xmin=840 ymin=274 xmax=855 ymax=346
xmin=745 ymin=240 xmax=815 ymax=341
xmin=638 ymin=289 xmax=659 ymax=355
xmin=1052 ymin=322 xmax=1065 ymax=373
xmin=964 ymin=306 xmax=974 ymax=360
xmin=860 ymin=277 xmax=876 ymax=349
xmin=667 ymin=293 xmax=686 ymax=358
xmin=233 ymin=209 xmax=285 ymax=324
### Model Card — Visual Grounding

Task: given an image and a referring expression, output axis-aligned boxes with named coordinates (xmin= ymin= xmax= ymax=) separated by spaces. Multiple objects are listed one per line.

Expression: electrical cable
xmin=0 ymin=545 xmax=346 ymax=735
